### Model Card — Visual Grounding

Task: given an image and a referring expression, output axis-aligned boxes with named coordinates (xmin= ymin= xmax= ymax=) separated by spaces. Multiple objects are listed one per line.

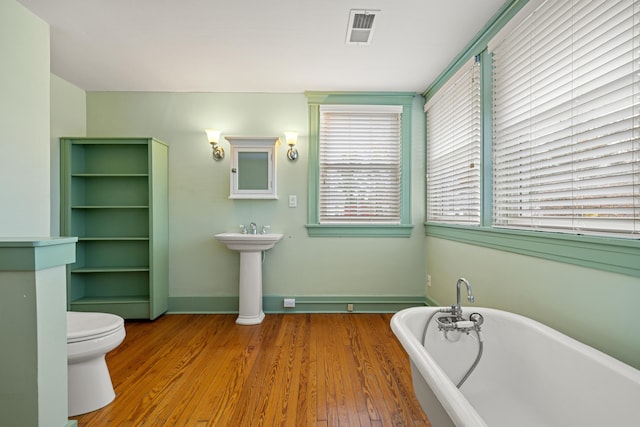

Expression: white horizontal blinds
xmin=425 ymin=57 xmax=481 ymax=225
xmin=318 ymin=105 xmax=402 ymax=223
xmin=491 ymin=0 xmax=640 ymax=237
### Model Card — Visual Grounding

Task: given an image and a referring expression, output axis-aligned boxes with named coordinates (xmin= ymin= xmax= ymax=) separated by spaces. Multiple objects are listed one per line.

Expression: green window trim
xmin=426 ymin=224 xmax=640 ymax=278
xmin=305 ymin=92 xmax=415 ymax=238
xmin=306 ymin=224 xmax=414 ymax=238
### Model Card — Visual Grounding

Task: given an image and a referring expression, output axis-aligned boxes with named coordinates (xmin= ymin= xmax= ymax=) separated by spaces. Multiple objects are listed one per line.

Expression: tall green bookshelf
xmin=60 ymin=137 xmax=169 ymax=319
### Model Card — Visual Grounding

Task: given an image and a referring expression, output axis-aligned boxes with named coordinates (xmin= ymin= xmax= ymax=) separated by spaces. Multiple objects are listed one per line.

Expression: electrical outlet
xmin=288 ymin=194 xmax=297 ymax=208
xmin=427 ymin=274 xmax=432 ymax=288
xmin=284 ymin=298 xmax=296 ymax=308
xmin=347 ymin=303 xmax=354 ymax=312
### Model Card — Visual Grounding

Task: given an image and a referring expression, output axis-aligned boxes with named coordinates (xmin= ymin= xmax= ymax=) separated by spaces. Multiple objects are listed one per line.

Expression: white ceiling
xmin=17 ymin=0 xmax=506 ymax=93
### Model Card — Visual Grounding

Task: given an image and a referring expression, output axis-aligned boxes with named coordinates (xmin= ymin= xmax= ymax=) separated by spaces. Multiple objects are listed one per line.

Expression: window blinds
xmin=491 ymin=0 xmax=640 ymax=237
xmin=425 ymin=57 xmax=482 ymax=225
xmin=318 ymin=105 xmax=402 ymax=223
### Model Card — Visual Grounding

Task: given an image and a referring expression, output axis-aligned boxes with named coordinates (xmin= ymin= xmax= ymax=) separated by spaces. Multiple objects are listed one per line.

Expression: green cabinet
xmin=60 ymin=137 xmax=169 ymax=319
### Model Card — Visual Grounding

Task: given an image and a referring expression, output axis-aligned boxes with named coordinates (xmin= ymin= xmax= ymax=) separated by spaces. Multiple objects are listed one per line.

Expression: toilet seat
xmin=67 ymin=311 xmax=124 ymax=343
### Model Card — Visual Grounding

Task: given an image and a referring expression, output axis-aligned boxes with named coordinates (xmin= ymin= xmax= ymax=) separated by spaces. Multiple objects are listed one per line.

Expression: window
xmin=423 ymin=0 xmax=640 ymax=277
xmin=306 ymin=92 xmax=415 ymax=237
xmin=426 ymin=57 xmax=482 ymax=225
xmin=319 ymin=105 xmax=402 ymax=223
xmin=490 ymin=0 xmax=640 ymax=238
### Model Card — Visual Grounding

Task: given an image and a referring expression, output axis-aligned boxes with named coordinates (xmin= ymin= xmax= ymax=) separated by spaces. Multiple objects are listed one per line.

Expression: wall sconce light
xmin=285 ymin=131 xmax=299 ymax=161
xmin=205 ymin=129 xmax=224 ymax=160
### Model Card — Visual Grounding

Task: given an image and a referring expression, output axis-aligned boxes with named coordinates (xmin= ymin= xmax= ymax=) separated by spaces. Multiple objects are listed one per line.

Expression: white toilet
xmin=67 ymin=311 xmax=126 ymax=417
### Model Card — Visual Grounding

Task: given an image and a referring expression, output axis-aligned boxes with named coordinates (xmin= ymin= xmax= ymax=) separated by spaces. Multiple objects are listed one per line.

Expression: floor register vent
xmin=346 ymin=9 xmax=380 ymax=45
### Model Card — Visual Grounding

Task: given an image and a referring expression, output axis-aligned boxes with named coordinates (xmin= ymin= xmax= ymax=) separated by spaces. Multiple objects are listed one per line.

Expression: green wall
xmin=84 ymin=92 xmax=427 ymax=311
xmin=0 ymin=0 xmax=50 ymax=237
xmin=426 ymin=236 xmax=640 ymax=369
xmin=50 ymin=74 xmax=87 ymax=235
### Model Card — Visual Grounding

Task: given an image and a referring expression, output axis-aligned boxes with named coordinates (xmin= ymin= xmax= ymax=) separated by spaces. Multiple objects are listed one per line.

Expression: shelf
xmin=77 ymin=237 xmax=149 ymax=241
xmin=70 ymin=209 xmax=150 ymax=238
xmin=72 ymin=206 xmax=149 ymax=209
xmin=71 ymin=266 xmax=150 ymax=273
xmin=68 ymin=270 xmax=150 ymax=305
xmin=74 ymin=240 xmax=149 ymax=269
xmin=71 ymin=295 xmax=150 ymax=304
xmin=70 ymin=142 xmax=149 ymax=175
xmin=71 ymin=175 xmax=149 ymax=206
xmin=72 ymin=173 xmax=148 ymax=177
xmin=69 ymin=296 xmax=151 ymax=319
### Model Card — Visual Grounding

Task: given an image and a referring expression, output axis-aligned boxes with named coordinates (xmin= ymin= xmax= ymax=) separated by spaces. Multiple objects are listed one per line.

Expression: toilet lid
xmin=67 ymin=311 xmax=124 ymax=343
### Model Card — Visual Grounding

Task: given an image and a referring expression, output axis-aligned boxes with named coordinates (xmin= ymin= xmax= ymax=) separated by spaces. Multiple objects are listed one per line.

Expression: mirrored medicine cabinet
xmin=226 ymin=136 xmax=280 ymax=199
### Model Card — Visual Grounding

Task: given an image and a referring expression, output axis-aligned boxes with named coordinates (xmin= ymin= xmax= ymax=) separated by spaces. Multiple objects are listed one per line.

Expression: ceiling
xmin=17 ymin=0 xmax=506 ymax=93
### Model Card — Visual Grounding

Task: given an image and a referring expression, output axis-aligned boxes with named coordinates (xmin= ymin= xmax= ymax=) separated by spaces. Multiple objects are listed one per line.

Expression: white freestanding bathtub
xmin=391 ymin=306 xmax=640 ymax=427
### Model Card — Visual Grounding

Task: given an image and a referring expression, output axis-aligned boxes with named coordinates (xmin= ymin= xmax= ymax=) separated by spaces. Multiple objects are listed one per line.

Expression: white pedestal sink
xmin=214 ymin=233 xmax=283 ymax=325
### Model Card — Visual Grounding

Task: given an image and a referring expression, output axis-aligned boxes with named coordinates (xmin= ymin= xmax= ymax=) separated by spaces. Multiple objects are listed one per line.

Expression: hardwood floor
xmin=72 ymin=313 xmax=431 ymax=426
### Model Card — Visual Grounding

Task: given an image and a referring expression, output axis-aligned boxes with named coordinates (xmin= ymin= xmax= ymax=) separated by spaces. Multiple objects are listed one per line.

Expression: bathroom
xmin=2 ymin=0 xmax=640 ymax=425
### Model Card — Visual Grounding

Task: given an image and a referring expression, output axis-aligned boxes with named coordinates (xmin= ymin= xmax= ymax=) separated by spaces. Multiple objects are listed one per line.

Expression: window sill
xmin=425 ymin=223 xmax=640 ymax=278
xmin=306 ymin=224 xmax=414 ymax=237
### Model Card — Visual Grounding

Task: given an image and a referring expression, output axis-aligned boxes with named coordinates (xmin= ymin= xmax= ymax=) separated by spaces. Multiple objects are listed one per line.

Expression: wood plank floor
xmin=71 ymin=313 xmax=431 ymax=427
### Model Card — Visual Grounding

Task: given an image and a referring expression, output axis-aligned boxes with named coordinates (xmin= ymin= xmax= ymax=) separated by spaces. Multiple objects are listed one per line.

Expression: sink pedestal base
xmin=213 ymin=232 xmax=283 ymax=325
xmin=236 ymin=251 xmax=265 ymax=325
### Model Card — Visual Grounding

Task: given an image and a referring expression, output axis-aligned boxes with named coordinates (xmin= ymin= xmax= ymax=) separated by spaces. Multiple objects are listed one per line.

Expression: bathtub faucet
xmin=453 ymin=277 xmax=474 ymax=319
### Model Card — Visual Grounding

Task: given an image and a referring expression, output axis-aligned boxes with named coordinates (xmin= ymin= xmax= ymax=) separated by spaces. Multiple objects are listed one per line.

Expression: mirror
xmin=226 ymin=136 xmax=280 ymax=199
xmin=237 ymin=152 xmax=269 ymax=190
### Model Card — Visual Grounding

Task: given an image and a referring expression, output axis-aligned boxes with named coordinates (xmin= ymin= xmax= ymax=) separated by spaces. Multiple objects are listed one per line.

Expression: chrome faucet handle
xmin=450 ymin=304 xmax=462 ymax=319
xmin=239 ymin=224 xmax=248 ymax=234
xmin=261 ymin=225 xmax=271 ymax=234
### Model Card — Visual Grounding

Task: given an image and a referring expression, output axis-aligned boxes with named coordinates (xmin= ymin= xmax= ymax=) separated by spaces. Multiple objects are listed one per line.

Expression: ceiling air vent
xmin=346 ymin=9 xmax=380 ymax=45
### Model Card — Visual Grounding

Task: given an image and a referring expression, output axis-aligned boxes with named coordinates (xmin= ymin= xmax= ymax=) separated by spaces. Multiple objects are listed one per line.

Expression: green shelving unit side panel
xmin=61 ymin=137 xmax=169 ymax=319
xmin=150 ymin=140 xmax=169 ymax=319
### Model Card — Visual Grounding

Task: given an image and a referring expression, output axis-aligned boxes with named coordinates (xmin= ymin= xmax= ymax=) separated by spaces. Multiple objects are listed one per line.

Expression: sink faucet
xmin=453 ymin=277 xmax=474 ymax=318
xmin=249 ymin=222 xmax=257 ymax=235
